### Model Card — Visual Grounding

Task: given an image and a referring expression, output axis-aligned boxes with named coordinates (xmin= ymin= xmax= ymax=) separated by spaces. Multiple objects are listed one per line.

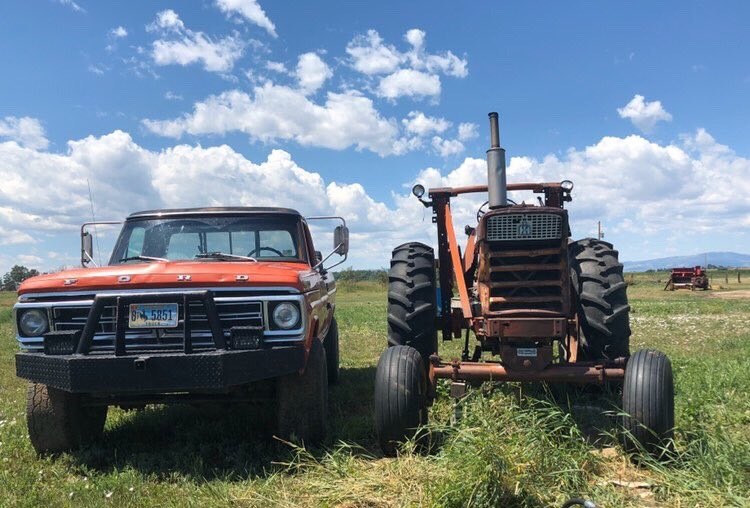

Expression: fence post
xmin=739 ymin=270 xmax=742 ymax=284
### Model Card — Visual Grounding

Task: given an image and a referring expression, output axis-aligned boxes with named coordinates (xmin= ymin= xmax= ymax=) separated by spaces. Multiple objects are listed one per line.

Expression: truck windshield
xmin=109 ymin=215 xmax=305 ymax=265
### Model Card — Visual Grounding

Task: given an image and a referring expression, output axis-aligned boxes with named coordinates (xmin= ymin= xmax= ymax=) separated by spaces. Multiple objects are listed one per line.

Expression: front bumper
xmin=16 ymin=346 xmax=305 ymax=394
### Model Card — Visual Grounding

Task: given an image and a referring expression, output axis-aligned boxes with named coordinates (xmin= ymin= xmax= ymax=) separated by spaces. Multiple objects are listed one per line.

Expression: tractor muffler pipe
xmin=487 ymin=112 xmax=507 ymax=208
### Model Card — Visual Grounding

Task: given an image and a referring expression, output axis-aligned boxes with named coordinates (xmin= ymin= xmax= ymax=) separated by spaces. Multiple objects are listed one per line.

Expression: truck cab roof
xmin=127 ymin=207 xmax=302 ymax=220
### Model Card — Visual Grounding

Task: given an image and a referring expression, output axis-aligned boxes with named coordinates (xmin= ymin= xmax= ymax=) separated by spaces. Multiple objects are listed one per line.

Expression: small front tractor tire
xmin=569 ymin=238 xmax=631 ymax=360
xmin=26 ymin=383 xmax=107 ymax=454
xmin=276 ymin=339 xmax=328 ymax=445
xmin=621 ymin=349 xmax=675 ymax=457
xmin=387 ymin=242 xmax=437 ymax=364
xmin=374 ymin=345 xmax=428 ymax=456
xmin=323 ymin=318 xmax=340 ymax=384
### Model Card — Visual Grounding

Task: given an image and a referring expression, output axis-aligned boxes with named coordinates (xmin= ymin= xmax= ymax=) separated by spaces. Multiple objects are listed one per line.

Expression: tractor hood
xmin=17 ymin=261 xmax=313 ymax=295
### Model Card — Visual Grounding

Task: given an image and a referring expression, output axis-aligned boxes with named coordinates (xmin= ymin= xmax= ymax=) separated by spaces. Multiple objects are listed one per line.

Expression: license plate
xmin=517 ymin=347 xmax=538 ymax=358
xmin=129 ymin=303 xmax=178 ymax=329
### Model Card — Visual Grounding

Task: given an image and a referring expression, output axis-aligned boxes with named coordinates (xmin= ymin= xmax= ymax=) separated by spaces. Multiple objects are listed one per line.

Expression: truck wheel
xmin=323 ymin=318 xmax=340 ymax=385
xmin=374 ymin=345 xmax=428 ymax=456
xmin=276 ymin=339 xmax=328 ymax=445
xmin=621 ymin=349 xmax=675 ymax=457
xmin=26 ymin=383 xmax=106 ymax=454
xmin=569 ymin=238 xmax=630 ymax=360
xmin=387 ymin=242 xmax=437 ymax=365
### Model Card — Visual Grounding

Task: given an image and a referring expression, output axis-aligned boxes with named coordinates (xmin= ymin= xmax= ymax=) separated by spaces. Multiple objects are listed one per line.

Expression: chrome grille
xmin=486 ymin=213 xmax=562 ymax=241
xmin=53 ymin=301 xmax=262 ymax=334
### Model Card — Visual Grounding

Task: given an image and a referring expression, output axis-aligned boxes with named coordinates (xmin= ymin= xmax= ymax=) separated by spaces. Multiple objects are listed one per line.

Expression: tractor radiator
xmin=485 ymin=213 xmax=562 ymax=242
xmin=485 ymin=240 xmax=565 ymax=314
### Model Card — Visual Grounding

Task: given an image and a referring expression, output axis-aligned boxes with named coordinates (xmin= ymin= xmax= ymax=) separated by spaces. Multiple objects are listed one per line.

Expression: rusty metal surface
xmin=484 ymin=317 xmax=567 ymax=338
xmin=429 ymin=182 xmax=565 ymax=198
xmin=429 ymin=357 xmax=624 ymax=383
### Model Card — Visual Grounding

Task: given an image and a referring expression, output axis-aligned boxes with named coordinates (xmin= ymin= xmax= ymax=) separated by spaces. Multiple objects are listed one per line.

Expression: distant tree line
xmin=1 ymin=265 xmax=40 ymax=291
xmin=333 ymin=268 xmax=388 ymax=284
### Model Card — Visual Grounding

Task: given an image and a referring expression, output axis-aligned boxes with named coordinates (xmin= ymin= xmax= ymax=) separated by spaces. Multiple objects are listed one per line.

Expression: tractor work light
xmin=412 ymin=184 xmax=425 ymax=198
xmin=561 ymin=180 xmax=574 ymax=192
xmin=271 ymin=302 xmax=300 ymax=330
xmin=18 ymin=309 xmax=49 ymax=337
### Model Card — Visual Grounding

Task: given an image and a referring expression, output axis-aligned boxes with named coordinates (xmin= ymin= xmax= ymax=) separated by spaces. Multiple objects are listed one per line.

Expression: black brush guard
xmin=15 ymin=290 xmax=305 ymax=394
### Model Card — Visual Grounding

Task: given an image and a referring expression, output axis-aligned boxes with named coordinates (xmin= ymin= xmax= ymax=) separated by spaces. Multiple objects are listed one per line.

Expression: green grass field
xmin=0 ymin=272 xmax=748 ymax=507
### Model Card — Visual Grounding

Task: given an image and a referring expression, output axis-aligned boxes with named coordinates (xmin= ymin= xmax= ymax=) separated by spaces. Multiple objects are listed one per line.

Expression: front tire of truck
xmin=569 ymin=238 xmax=631 ymax=361
xmin=26 ymin=383 xmax=107 ymax=454
xmin=387 ymin=242 xmax=437 ymax=366
xmin=324 ymin=317 xmax=340 ymax=385
xmin=276 ymin=339 xmax=328 ymax=445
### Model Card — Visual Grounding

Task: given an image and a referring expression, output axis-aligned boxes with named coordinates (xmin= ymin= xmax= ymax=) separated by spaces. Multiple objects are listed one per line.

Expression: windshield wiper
xmin=195 ymin=252 xmax=258 ymax=262
xmin=119 ymin=255 xmax=168 ymax=263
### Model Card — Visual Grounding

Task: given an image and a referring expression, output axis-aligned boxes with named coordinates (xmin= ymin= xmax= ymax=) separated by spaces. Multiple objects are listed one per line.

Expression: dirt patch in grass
xmin=709 ymin=290 xmax=750 ymax=299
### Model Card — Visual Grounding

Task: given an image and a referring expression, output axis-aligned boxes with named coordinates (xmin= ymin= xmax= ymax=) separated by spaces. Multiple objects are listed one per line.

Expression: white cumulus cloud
xmin=109 ymin=26 xmax=127 ymax=38
xmin=0 ymin=116 xmax=49 ymax=150
xmin=295 ymin=53 xmax=332 ymax=94
xmin=142 ymin=85 xmax=404 ymax=156
xmin=378 ymin=69 xmax=441 ymax=100
xmin=402 ymin=111 xmax=450 ymax=136
xmin=215 ymin=0 xmax=277 ymax=38
xmin=346 ymin=28 xmax=467 ymax=100
xmin=147 ymin=10 xmax=245 ymax=73
xmin=617 ymin=94 xmax=673 ymax=132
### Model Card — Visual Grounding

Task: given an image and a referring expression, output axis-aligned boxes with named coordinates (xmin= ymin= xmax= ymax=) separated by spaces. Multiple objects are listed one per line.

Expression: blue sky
xmin=0 ymin=0 xmax=749 ymax=272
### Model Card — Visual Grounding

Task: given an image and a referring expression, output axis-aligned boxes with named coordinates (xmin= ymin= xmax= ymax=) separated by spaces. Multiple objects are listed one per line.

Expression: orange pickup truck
xmin=14 ymin=207 xmax=348 ymax=453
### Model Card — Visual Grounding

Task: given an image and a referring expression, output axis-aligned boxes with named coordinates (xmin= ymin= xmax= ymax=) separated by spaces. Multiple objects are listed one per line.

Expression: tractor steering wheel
xmin=476 ymin=198 xmax=519 ymax=222
xmin=476 ymin=201 xmax=490 ymax=223
xmin=248 ymin=246 xmax=284 ymax=257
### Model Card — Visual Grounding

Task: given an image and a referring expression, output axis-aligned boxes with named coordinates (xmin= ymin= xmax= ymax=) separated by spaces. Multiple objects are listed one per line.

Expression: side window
xmin=126 ymin=227 xmax=145 ymax=257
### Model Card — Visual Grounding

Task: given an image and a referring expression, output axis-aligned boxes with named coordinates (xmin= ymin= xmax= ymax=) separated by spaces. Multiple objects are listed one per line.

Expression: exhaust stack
xmin=487 ymin=112 xmax=507 ymax=208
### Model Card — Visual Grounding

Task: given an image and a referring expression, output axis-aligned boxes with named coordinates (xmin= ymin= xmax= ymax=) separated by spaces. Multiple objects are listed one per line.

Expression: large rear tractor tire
xmin=374 ymin=345 xmax=428 ymax=456
xmin=276 ymin=339 xmax=328 ymax=445
xmin=387 ymin=243 xmax=437 ymax=365
xmin=323 ymin=318 xmax=340 ymax=385
xmin=569 ymin=238 xmax=631 ymax=360
xmin=621 ymin=349 xmax=675 ymax=458
xmin=26 ymin=383 xmax=107 ymax=455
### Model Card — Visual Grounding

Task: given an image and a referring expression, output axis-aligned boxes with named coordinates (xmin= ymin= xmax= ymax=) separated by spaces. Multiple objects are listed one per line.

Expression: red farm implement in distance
xmin=664 ymin=266 xmax=710 ymax=291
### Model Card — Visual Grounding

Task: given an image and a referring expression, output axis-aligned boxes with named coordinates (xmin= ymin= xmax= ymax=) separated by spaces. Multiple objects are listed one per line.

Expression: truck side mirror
xmin=81 ymin=231 xmax=94 ymax=266
xmin=334 ymin=225 xmax=349 ymax=256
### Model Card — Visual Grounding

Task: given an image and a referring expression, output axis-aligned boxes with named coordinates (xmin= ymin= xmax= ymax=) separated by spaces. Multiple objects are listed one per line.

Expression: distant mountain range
xmin=623 ymin=252 xmax=750 ymax=272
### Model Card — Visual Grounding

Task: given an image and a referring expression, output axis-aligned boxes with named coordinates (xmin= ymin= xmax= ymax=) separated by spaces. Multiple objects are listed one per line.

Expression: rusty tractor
xmin=664 ymin=266 xmax=710 ymax=291
xmin=374 ymin=112 xmax=675 ymax=458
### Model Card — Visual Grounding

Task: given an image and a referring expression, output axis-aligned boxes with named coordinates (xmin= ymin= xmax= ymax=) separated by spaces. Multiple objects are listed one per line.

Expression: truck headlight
xmin=18 ymin=309 xmax=49 ymax=337
xmin=271 ymin=302 xmax=300 ymax=330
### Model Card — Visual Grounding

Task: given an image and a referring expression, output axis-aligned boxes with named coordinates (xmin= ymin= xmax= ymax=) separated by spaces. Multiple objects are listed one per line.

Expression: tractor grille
xmin=486 ymin=213 xmax=562 ymax=241
xmin=486 ymin=240 xmax=565 ymax=314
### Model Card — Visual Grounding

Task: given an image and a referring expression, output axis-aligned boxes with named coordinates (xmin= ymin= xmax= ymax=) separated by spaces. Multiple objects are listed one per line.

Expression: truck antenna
xmin=87 ymin=179 xmax=103 ymax=266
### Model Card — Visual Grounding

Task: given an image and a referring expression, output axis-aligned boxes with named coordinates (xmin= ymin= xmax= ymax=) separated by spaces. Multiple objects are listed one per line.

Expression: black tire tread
xmin=569 ymin=238 xmax=631 ymax=360
xmin=374 ymin=345 xmax=427 ymax=456
xmin=387 ymin=243 xmax=437 ymax=363
xmin=323 ymin=317 xmax=340 ymax=385
xmin=621 ymin=349 xmax=675 ymax=456
xmin=276 ymin=340 xmax=328 ymax=444
xmin=26 ymin=383 xmax=107 ymax=454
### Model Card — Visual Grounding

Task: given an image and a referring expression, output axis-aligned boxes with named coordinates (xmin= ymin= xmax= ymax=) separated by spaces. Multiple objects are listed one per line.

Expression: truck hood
xmin=17 ymin=261 xmax=314 ymax=295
